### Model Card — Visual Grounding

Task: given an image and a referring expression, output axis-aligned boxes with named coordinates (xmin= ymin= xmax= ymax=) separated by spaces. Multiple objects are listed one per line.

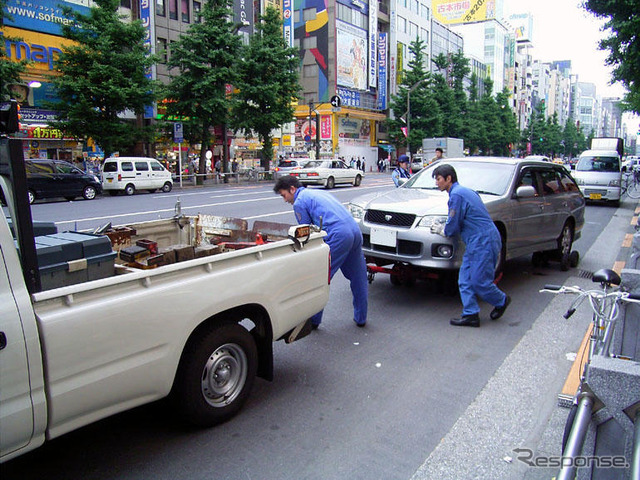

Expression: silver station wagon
xmin=348 ymin=157 xmax=586 ymax=283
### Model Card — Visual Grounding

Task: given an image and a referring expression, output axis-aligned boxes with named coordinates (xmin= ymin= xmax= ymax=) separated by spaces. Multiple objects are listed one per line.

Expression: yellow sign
xmin=431 ymin=0 xmax=496 ymax=25
xmin=1 ymin=27 xmax=77 ymax=72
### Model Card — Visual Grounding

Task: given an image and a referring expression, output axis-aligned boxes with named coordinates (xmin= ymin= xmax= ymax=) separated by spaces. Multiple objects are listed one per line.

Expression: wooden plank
xmin=560 ymin=324 xmax=593 ymax=399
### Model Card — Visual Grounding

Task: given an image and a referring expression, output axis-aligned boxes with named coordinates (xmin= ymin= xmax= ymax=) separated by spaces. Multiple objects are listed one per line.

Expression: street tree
xmin=545 ymin=113 xmax=563 ymax=158
xmin=387 ymin=37 xmax=441 ymax=155
xmin=0 ymin=0 xmax=30 ymax=102
xmin=48 ymin=0 xmax=158 ymax=159
xmin=233 ymin=6 xmax=300 ymax=170
xmin=432 ymin=52 xmax=470 ymax=139
xmin=494 ymin=88 xmax=519 ymax=156
xmin=585 ymin=0 xmax=640 ymax=113
xmin=163 ymin=0 xmax=241 ymax=178
xmin=463 ymin=73 xmax=487 ymax=155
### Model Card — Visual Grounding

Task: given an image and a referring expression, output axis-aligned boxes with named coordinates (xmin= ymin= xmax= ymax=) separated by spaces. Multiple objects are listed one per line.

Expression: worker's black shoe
xmin=490 ymin=295 xmax=511 ymax=320
xmin=311 ymin=323 xmax=320 ymax=330
xmin=355 ymin=321 xmax=366 ymax=328
xmin=450 ymin=313 xmax=480 ymax=327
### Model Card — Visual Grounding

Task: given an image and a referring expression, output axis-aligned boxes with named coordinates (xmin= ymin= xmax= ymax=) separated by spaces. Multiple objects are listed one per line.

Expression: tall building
xmin=571 ymin=81 xmax=599 ymax=136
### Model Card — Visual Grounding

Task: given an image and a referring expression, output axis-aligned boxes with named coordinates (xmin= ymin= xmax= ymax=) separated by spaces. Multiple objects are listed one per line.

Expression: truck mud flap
xmin=283 ymin=318 xmax=313 ymax=344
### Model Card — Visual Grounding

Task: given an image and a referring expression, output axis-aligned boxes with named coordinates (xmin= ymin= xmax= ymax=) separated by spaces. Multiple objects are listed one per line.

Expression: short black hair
xmin=435 ymin=147 xmax=444 ymax=154
xmin=432 ymin=164 xmax=457 ymax=183
xmin=273 ymin=175 xmax=301 ymax=193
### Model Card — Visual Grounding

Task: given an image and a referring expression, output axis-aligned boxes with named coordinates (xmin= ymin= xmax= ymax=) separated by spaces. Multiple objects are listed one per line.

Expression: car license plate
xmin=589 ymin=193 xmax=602 ymax=200
xmin=107 ymin=178 xmax=113 ymax=183
xmin=371 ymin=227 xmax=396 ymax=247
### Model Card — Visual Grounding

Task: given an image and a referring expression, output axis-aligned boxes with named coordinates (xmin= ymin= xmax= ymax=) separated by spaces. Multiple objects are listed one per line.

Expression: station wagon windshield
xmin=404 ymin=161 xmax=515 ymax=196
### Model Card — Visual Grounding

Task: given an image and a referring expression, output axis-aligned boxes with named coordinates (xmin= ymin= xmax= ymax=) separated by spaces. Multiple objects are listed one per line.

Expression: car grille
xmin=363 ymin=234 xmax=422 ymax=255
xmin=365 ymin=209 xmax=415 ymax=227
xmin=584 ymin=188 xmax=607 ymax=195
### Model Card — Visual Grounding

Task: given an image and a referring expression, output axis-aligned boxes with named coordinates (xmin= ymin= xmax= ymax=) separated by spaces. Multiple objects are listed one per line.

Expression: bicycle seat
xmin=592 ymin=268 xmax=621 ymax=286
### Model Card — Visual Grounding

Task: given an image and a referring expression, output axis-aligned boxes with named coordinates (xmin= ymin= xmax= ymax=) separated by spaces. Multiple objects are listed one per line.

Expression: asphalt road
xmin=2 ymin=172 xmax=625 ymax=480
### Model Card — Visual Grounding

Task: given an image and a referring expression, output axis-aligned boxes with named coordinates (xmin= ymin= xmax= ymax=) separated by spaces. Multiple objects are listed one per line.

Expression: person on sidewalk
xmin=392 ymin=154 xmax=412 ymax=187
xmin=431 ymin=164 xmax=510 ymax=327
xmin=274 ymin=175 xmax=368 ymax=329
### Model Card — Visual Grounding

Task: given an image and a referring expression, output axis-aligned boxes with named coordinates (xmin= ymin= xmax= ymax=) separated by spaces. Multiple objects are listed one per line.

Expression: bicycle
xmin=622 ymin=168 xmax=640 ymax=199
xmin=540 ymin=269 xmax=640 ymax=480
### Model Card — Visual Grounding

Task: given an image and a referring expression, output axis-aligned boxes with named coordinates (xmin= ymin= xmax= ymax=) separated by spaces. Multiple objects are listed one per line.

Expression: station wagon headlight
xmin=349 ymin=203 xmax=364 ymax=219
xmin=417 ymin=215 xmax=448 ymax=229
xmin=609 ymin=179 xmax=620 ymax=187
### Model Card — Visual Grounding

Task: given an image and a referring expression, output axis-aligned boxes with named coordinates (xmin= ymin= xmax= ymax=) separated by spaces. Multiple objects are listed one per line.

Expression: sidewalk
xmin=410 ymin=199 xmax=639 ymax=480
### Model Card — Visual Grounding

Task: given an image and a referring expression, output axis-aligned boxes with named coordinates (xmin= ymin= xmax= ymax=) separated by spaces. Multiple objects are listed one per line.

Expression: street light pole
xmin=406 ymin=79 xmax=426 ymax=161
xmin=308 ymin=99 xmax=321 ymax=160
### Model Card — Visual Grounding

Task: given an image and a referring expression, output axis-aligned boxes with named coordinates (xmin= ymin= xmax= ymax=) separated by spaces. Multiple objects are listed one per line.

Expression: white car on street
xmin=290 ymin=159 xmax=364 ymax=189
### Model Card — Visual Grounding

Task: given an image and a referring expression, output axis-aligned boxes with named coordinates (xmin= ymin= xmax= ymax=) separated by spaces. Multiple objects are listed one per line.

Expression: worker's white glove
xmin=430 ymin=222 xmax=445 ymax=236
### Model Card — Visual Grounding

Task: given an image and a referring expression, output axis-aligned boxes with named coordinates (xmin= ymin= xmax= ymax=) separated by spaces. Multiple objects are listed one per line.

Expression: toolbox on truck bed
xmin=35 ymin=232 xmax=117 ymax=290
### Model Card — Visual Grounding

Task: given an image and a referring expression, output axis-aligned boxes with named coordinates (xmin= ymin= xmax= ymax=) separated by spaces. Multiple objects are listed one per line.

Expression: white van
xmin=102 ymin=157 xmax=173 ymax=196
xmin=572 ymin=149 xmax=621 ymax=203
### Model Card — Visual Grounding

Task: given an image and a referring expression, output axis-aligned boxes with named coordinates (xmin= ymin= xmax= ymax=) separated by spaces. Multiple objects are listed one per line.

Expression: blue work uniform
xmin=444 ymin=182 xmax=507 ymax=317
xmin=293 ymin=187 xmax=368 ymax=326
xmin=391 ymin=166 xmax=411 ymax=187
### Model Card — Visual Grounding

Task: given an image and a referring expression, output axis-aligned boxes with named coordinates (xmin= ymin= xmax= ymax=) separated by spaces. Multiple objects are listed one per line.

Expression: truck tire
xmin=161 ymin=182 xmax=172 ymax=193
xmin=124 ymin=184 xmax=135 ymax=196
xmin=173 ymin=323 xmax=258 ymax=426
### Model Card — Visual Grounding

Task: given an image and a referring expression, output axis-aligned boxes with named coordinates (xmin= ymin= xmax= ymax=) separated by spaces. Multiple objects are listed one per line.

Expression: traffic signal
xmin=0 ymin=100 xmax=20 ymax=134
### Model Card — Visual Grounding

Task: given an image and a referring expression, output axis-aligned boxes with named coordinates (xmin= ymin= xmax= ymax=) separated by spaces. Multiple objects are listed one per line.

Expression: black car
xmin=25 ymin=159 xmax=102 ymax=204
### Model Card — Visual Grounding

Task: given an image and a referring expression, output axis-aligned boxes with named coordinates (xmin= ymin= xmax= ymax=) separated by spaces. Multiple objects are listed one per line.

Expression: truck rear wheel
xmin=172 ymin=323 xmax=258 ymax=426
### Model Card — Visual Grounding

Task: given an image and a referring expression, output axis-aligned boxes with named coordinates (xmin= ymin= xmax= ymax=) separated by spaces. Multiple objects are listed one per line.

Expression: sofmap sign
xmin=1 ymin=27 xmax=76 ymax=71
xmin=3 ymin=0 xmax=90 ymax=36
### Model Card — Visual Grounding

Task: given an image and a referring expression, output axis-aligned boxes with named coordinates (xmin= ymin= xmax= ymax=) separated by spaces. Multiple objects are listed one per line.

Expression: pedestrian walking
xmin=431 ymin=164 xmax=510 ymax=327
xmin=391 ymin=154 xmax=411 ymax=187
xmin=274 ymin=175 xmax=368 ymax=328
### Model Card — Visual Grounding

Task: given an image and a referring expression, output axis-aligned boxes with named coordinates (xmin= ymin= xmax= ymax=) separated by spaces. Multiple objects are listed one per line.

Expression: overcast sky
xmin=504 ymin=0 xmax=638 ymax=135
xmin=504 ymin=0 xmax=621 ymax=97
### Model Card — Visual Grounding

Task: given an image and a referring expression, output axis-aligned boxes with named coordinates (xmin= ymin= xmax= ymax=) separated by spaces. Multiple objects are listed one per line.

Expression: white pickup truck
xmin=0 ymin=179 xmax=330 ymax=463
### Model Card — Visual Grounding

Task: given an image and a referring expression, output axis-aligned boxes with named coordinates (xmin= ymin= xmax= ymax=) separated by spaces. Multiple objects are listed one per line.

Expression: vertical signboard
xmin=368 ymin=0 xmax=377 ymax=89
xmin=336 ymin=20 xmax=368 ymax=91
xmin=140 ymin=0 xmax=156 ymax=119
xmin=389 ymin=0 xmax=397 ymax=95
xmin=234 ymin=0 xmax=253 ymax=34
xmin=283 ymin=0 xmax=293 ymax=47
xmin=377 ymin=33 xmax=387 ymax=110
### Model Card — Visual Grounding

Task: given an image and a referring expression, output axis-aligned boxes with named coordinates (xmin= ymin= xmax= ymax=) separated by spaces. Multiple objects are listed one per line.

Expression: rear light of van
xmin=118 ymin=174 xmax=122 ymax=181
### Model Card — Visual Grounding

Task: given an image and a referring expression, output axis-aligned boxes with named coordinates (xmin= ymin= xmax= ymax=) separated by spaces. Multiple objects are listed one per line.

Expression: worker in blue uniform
xmin=392 ymin=154 xmax=411 ymax=187
xmin=274 ymin=175 xmax=368 ymax=328
xmin=432 ymin=164 xmax=510 ymax=327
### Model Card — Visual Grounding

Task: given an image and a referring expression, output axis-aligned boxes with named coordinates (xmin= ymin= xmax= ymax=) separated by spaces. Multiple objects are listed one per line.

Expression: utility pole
xmin=308 ymin=99 xmax=321 ymax=160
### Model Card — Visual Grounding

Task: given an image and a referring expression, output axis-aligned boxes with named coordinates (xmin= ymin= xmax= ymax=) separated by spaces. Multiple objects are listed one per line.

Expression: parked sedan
xmin=25 ymin=159 xmax=102 ymax=204
xmin=290 ymin=159 xmax=364 ymax=189
xmin=348 ymin=157 xmax=585 ymax=283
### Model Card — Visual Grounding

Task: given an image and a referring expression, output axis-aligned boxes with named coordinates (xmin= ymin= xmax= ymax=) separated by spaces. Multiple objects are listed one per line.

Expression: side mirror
xmin=515 ymin=185 xmax=536 ymax=198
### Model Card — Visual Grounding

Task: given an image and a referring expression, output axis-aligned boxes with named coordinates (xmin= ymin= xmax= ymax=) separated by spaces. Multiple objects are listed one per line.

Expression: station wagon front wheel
xmin=353 ymin=175 xmax=362 ymax=186
xmin=325 ymin=177 xmax=335 ymax=189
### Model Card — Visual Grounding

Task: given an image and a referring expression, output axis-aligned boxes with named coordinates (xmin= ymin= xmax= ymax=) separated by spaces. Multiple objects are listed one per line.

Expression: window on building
xmin=193 ymin=1 xmax=201 ymax=22
xmin=409 ymin=21 xmax=417 ymax=38
xmin=420 ymin=28 xmax=428 ymax=41
xmin=169 ymin=0 xmax=178 ymax=20
xmin=397 ymin=15 xmax=406 ymax=34
xmin=157 ymin=37 xmax=167 ymax=63
xmin=157 ymin=0 xmax=165 ymax=16
xmin=303 ymin=64 xmax=318 ymax=78
xmin=120 ymin=0 xmax=131 ymax=8
xmin=304 ymin=7 xmax=316 ymax=21
xmin=303 ymin=36 xmax=317 ymax=49
xmin=181 ymin=0 xmax=189 ymax=22
xmin=412 ymin=0 xmax=419 ymax=13
xmin=421 ymin=3 xmax=429 ymax=19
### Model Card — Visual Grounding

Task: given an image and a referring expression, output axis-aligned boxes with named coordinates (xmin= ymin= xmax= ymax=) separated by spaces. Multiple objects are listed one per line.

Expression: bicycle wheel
xmin=627 ymin=178 xmax=640 ymax=199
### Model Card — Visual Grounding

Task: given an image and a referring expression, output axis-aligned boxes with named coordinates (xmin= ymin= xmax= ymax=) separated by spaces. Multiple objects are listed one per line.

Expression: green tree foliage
xmin=431 ymin=52 xmax=470 ymax=139
xmin=233 ymin=6 xmax=300 ymax=170
xmin=48 ymin=0 xmax=158 ymax=158
xmin=0 ymin=0 xmax=29 ymax=101
xmin=163 ymin=0 xmax=241 ymax=176
xmin=386 ymin=37 xmax=441 ymax=154
xmin=585 ymin=0 xmax=640 ymax=113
